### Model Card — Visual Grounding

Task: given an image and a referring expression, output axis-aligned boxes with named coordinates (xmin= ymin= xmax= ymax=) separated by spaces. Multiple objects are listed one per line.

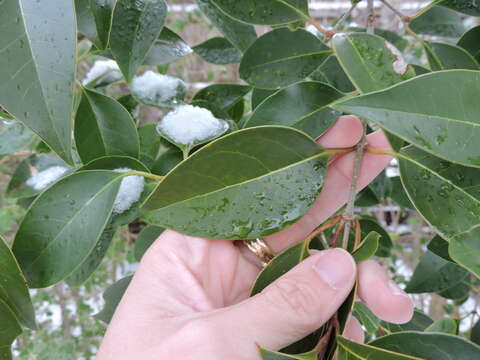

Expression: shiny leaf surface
xmin=427 ymin=42 xmax=479 ymax=70
xmin=410 ymin=6 xmax=464 ymax=37
xmin=144 ymin=27 xmax=192 ymax=66
xmin=337 ymin=336 xmax=422 ymax=359
xmin=457 ymin=25 xmax=480 ymax=62
xmin=193 ymin=37 xmax=242 ymax=64
xmin=352 ymin=231 xmax=379 ymax=262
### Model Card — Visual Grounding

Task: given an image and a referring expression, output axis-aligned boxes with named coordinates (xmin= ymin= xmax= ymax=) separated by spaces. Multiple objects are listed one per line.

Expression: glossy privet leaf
xmin=196 ymin=0 xmax=257 ymax=52
xmin=334 ymin=70 xmax=480 ymax=167
xmin=332 ymin=32 xmax=415 ymax=94
xmin=409 ymin=6 xmax=464 ymax=38
xmin=138 ymin=124 xmax=161 ymax=161
xmin=0 ymin=236 xmax=36 ymax=329
xmin=251 ymin=241 xmax=309 ymax=295
xmin=143 ymin=27 xmax=192 ymax=66
xmin=134 ymin=225 xmax=164 ymax=261
xmin=193 ymin=37 xmax=242 ymax=64
xmin=389 ymin=176 xmax=413 ymax=209
xmin=353 ymin=301 xmax=380 ymax=334
xmin=143 ymin=127 xmax=328 ymax=239
xmin=244 ymin=82 xmax=343 ymax=139
xmin=95 ymin=275 xmax=133 ymax=323
xmin=426 ymin=42 xmax=479 ymax=70
xmin=259 ymin=348 xmax=317 ymax=360
xmin=457 ymin=25 xmax=480 ymax=62
xmin=398 ymin=146 xmax=480 ymax=277
xmin=472 ymin=319 xmax=480 ymax=345
xmin=110 ymin=0 xmax=167 ymax=81
xmin=370 ymin=331 xmax=480 ymax=359
xmin=0 ymin=299 xmax=22 ymax=360
xmin=337 ymin=336 xmax=422 ymax=360
xmin=75 ymin=0 xmax=102 ymax=48
xmin=0 ymin=0 xmax=76 ymax=163
xmin=12 ymin=171 xmax=125 ymax=287
xmin=438 ymin=281 xmax=470 ymax=300
xmin=309 ymin=55 xmax=355 ymax=93
xmin=151 ymin=147 xmax=183 ymax=176
xmin=359 ymin=218 xmax=392 ymax=257
xmin=209 ymin=0 xmax=308 ymax=26
xmin=437 ymin=0 xmax=480 ymax=16
xmin=81 ymin=155 xmax=150 ymax=172
xmin=405 ymin=251 xmax=469 ymax=293
xmin=90 ymin=0 xmax=116 ymax=49
xmin=427 ymin=235 xmax=453 ymax=262
xmin=75 ymin=88 xmax=140 ymax=164
xmin=348 ymin=27 xmax=409 ymax=52
xmin=0 ymin=120 xmax=37 ymax=156
xmin=380 ymin=310 xmax=433 ymax=333
xmin=426 ymin=318 xmax=458 ymax=334
xmin=251 ymin=88 xmax=277 ymax=110
xmin=193 ymin=84 xmax=251 ymax=114
xmin=352 ymin=231 xmax=379 ymax=262
xmin=240 ymin=28 xmax=331 ymax=89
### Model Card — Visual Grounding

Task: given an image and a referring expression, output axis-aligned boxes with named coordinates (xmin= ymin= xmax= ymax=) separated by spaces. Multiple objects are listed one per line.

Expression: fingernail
xmin=388 ymin=280 xmax=409 ymax=298
xmin=313 ymin=248 xmax=356 ymax=289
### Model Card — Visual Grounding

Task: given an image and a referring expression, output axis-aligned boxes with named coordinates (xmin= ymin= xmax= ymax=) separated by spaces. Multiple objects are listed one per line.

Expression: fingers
xmin=317 ymin=115 xmax=364 ymax=148
xmin=357 ymin=260 xmax=414 ymax=324
xmin=212 ymin=248 xmax=356 ymax=351
xmin=265 ymin=129 xmax=392 ymax=252
xmin=344 ymin=315 xmax=364 ymax=343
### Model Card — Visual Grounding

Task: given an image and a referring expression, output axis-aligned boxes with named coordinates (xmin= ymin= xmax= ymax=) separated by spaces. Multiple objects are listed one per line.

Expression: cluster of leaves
xmin=1 ymin=0 xmax=480 ymax=359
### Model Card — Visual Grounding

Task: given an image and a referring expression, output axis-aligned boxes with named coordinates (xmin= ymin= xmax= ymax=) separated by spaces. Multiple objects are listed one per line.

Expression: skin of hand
xmin=97 ymin=116 xmax=414 ymax=360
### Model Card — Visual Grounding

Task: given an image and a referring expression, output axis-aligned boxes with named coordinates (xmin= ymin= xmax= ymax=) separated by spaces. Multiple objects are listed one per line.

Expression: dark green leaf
xmin=426 ymin=318 xmax=458 ymax=334
xmin=0 ymin=235 xmax=36 ymax=329
xmin=95 ymin=275 xmax=133 ymax=324
xmin=405 ymin=251 xmax=469 ymax=293
xmin=411 ymin=64 xmax=430 ymax=75
xmin=471 ymin=319 xmax=480 ymax=345
xmin=370 ymin=331 xmax=480 ymax=359
xmin=142 ymin=126 xmax=328 ymax=239
xmin=356 ymin=186 xmax=381 ymax=207
xmin=117 ymin=95 xmax=140 ymax=121
xmin=438 ymin=281 xmax=470 ymax=300
xmin=337 ymin=336 xmax=421 ymax=359
xmin=353 ymin=302 xmax=380 ymax=334
xmin=193 ymin=37 xmax=242 ymax=64
xmin=0 ymin=0 xmax=76 ymax=163
xmin=12 ymin=171 xmax=124 ymax=287
xmin=0 ymin=299 xmax=22 ymax=360
xmin=240 ymin=28 xmax=331 ymax=89
xmin=427 ymin=235 xmax=453 ymax=262
xmin=0 ymin=120 xmax=37 ymax=156
xmin=389 ymin=176 xmax=413 ymax=209
xmin=134 ymin=225 xmax=164 ymax=261
xmin=209 ymin=0 xmax=309 ymax=26
xmin=138 ymin=124 xmax=161 ymax=160
xmin=90 ymin=0 xmax=116 ymax=49
xmin=75 ymin=88 xmax=140 ymax=164
xmin=309 ymin=55 xmax=355 ymax=93
xmin=380 ymin=310 xmax=433 ymax=333
xmin=427 ymin=42 xmax=479 ymax=70
xmin=410 ymin=6 xmax=464 ymax=37
xmin=332 ymin=32 xmax=415 ymax=93
xmin=244 ymin=82 xmax=342 ymax=139
xmin=347 ymin=27 xmax=409 ymax=51
xmin=359 ymin=218 xmax=392 ymax=257
xmin=75 ymin=0 xmax=102 ymax=48
xmin=193 ymin=84 xmax=251 ymax=112
xmin=150 ymin=147 xmax=183 ymax=176
xmin=457 ymin=25 xmax=480 ymax=62
xmin=352 ymin=231 xmax=380 ymax=262
xmin=110 ymin=0 xmax=167 ymax=81
xmin=251 ymin=88 xmax=277 ymax=110
xmin=80 ymin=155 xmax=149 ymax=172
xmin=334 ymin=70 xmax=480 ymax=167
xmin=144 ymin=27 xmax=192 ymax=65
xmin=438 ymin=0 xmax=480 ymax=16
xmin=258 ymin=348 xmax=317 ymax=360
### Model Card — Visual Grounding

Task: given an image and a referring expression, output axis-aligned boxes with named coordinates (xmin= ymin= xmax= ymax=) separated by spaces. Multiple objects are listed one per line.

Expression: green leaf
xmin=142 ymin=126 xmax=328 ymax=239
xmin=309 ymin=55 xmax=355 ymax=93
xmin=427 ymin=42 xmax=479 ymax=70
xmin=410 ymin=6 xmax=464 ymax=37
xmin=0 ymin=0 xmax=76 ymax=163
xmin=353 ymin=301 xmax=380 ymax=334
xmin=411 ymin=64 xmax=431 ymax=76
xmin=427 ymin=235 xmax=453 ymax=262
xmin=240 ymin=28 xmax=331 ymax=89
xmin=95 ymin=275 xmax=133 ymax=324
xmin=457 ymin=25 xmax=480 ymax=62
xmin=426 ymin=318 xmax=458 ymax=334
xmin=359 ymin=218 xmax=392 ymax=257
xmin=80 ymin=155 xmax=150 ymax=172
xmin=472 ymin=319 xmax=480 ymax=345
xmin=437 ymin=279 xmax=470 ymax=300
xmin=150 ymin=147 xmax=183 ymax=176
xmin=0 ymin=235 xmax=36 ymax=329
xmin=12 ymin=170 xmax=125 ymax=287
xmin=380 ymin=310 xmax=433 ymax=333
xmin=75 ymin=0 xmax=101 ymax=48
xmin=196 ymin=0 xmax=257 ymax=51
xmin=352 ymin=231 xmax=380 ymax=262
xmin=332 ymin=32 xmax=415 ymax=94
xmin=0 ymin=120 xmax=38 ymax=156
xmin=438 ymin=0 xmax=480 ymax=16
xmin=334 ymin=70 xmax=480 ymax=167
xmin=347 ymin=27 xmax=409 ymax=51
xmin=398 ymin=146 xmax=480 ymax=277
xmin=244 ymin=82 xmax=343 ymax=139
xmin=250 ymin=241 xmax=309 ymax=295
xmin=389 ymin=176 xmax=413 ymax=209
xmin=110 ymin=0 xmax=167 ymax=81
xmin=0 ymin=299 xmax=22 ymax=360
xmin=258 ymin=348 xmax=317 ymax=360
xmin=251 ymin=88 xmax=277 ymax=110
xmin=74 ymin=88 xmax=140 ymax=164
xmin=370 ymin=331 xmax=480 ymax=359
xmin=209 ymin=0 xmax=309 ymax=26
xmin=337 ymin=336 xmax=422 ymax=359
xmin=193 ymin=84 xmax=251 ymax=112
xmin=90 ymin=0 xmax=116 ymax=49
xmin=143 ymin=27 xmax=192 ymax=66
xmin=405 ymin=251 xmax=469 ymax=293
xmin=193 ymin=37 xmax=242 ymax=64
xmin=134 ymin=225 xmax=164 ymax=261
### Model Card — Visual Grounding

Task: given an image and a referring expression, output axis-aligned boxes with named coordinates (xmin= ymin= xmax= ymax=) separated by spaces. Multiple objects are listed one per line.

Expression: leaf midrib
xmin=247 ymin=49 xmax=332 ymax=71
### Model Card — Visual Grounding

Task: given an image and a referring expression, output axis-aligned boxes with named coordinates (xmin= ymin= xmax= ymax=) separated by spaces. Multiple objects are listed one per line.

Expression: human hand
xmin=97 ymin=116 xmax=414 ymax=360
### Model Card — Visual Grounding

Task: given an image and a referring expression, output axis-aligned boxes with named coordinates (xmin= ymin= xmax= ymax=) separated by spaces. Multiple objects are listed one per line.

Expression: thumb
xmin=211 ymin=248 xmax=356 ymax=351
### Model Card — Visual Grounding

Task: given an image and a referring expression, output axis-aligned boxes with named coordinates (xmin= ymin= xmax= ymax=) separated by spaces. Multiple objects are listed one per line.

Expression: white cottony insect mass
xmin=157 ymin=104 xmax=229 ymax=146
xmin=82 ymin=59 xmax=123 ymax=86
xmin=112 ymin=168 xmax=145 ymax=214
xmin=131 ymin=71 xmax=186 ymax=107
xmin=26 ymin=166 xmax=68 ymax=191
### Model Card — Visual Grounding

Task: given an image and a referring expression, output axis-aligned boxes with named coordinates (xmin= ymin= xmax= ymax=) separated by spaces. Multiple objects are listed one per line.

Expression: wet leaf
xmin=427 ymin=42 xmax=479 ymax=70
xmin=244 ymin=82 xmax=343 ymax=139
xmin=457 ymin=25 xmax=480 ymax=62
xmin=143 ymin=27 xmax=192 ymax=65
xmin=427 ymin=235 xmax=453 ymax=262
xmin=410 ymin=6 xmax=464 ymax=37
xmin=12 ymin=171 xmax=124 ymax=287
xmin=309 ymin=55 xmax=355 ymax=93
xmin=193 ymin=84 xmax=251 ymax=112
xmin=0 ymin=299 xmax=22 ymax=360
xmin=110 ymin=0 xmax=167 ymax=81
xmin=334 ymin=70 xmax=480 ymax=167
xmin=95 ymin=275 xmax=133 ymax=324
xmin=134 ymin=225 xmax=164 ymax=261
xmin=332 ymin=32 xmax=415 ymax=93
xmin=240 ymin=28 xmax=331 ymax=89
xmin=0 ymin=0 xmax=76 ymax=163
xmin=75 ymin=88 xmax=140 ymax=164
xmin=438 ymin=0 xmax=480 ymax=16
xmin=142 ymin=126 xmax=328 ymax=239
xmin=251 ymin=88 xmax=277 ymax=110
xmin=337 ymin=336 xmax=421 ymax=359
xmin=359 ymin=217 xmax=392 ymax=258
xmin=75 ymin=0 xmax=102 ymax=48
xmin=0 ymin=120 xmax=38 ymax=157
xmin=193 ymin=37 xmax=242 ymax=64
xmin=90 ymin=0 xmax=116 ymax=49
xmin=352 ymin=231 xmax=379 ymax=262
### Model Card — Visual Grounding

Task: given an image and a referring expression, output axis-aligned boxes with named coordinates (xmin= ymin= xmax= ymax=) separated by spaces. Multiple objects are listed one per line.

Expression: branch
xmin=333 ymin=2 xmax=358 ymax=31
xmin=308 ymin=17 xmax=335 ymax=39
xmin=380 ymin=0 xmax=411 ymax=23
xmin=366 ymin=0 xmax=375 ymax=34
